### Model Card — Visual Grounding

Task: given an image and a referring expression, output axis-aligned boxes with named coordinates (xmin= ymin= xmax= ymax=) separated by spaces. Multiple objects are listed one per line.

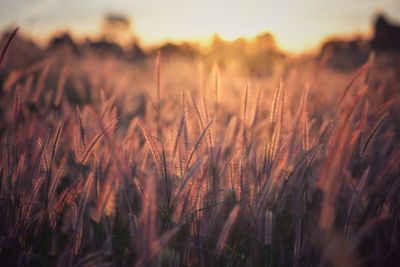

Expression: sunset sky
xmin=1 ymin=0 xmax=399 ymax=52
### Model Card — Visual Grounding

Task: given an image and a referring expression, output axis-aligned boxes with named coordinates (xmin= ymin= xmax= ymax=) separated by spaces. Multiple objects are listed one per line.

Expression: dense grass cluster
xmin=0 ymin=31 xmax=400 ymax=266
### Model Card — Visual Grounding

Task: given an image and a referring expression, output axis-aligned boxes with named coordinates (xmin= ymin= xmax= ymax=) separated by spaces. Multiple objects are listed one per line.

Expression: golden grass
xmin=0 ymin=33 xmax=399 ymax=266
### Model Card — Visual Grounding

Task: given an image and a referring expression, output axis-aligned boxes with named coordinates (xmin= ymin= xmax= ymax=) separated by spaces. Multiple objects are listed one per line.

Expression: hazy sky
xmin=1 ymin=0 xmax=399 ymax=52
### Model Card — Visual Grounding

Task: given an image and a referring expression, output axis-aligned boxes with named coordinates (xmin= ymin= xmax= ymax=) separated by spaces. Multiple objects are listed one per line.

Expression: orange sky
xmin=1 ymin=0 xmax=399 ymax=52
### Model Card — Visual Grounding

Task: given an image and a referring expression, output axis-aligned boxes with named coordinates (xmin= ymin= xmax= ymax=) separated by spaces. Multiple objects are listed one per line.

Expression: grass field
xmin=0 ymin=29 xmax=400 ymax=267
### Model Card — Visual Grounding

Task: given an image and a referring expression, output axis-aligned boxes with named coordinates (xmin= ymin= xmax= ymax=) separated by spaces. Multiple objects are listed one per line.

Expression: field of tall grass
xmin=1 ymin=29 xmax=400 ymax=267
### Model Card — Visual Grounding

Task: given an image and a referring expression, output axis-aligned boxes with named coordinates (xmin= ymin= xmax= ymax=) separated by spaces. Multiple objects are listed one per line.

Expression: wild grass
xmin=0 ymin=31 xmax=400 ymax=267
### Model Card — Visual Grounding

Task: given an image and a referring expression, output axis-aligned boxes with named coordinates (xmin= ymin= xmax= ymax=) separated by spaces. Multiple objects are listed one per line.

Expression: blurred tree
xmin=101 ymin=13 xmax=133 ymax=45
xmin=254 ymin=32 xmax=276 ymax=52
